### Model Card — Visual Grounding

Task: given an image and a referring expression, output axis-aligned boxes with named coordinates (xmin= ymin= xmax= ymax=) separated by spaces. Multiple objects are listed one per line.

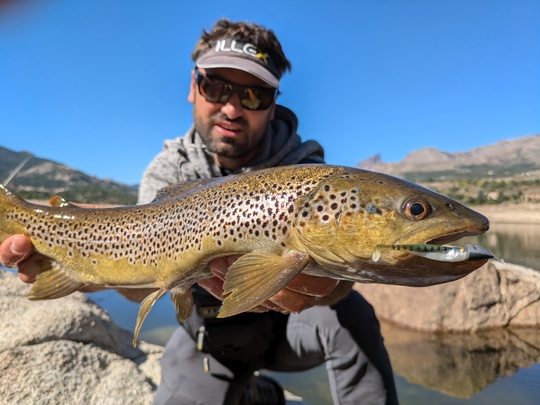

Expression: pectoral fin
xmin=170 ymin=286 xmax=194 ymax=322
xmin=133 ymin=287 xmax=169 ymax=347
xmin=218 ymin=250 xmax=310 ymax=318
xmin=29 ymin=258 xmax=85 ymax=300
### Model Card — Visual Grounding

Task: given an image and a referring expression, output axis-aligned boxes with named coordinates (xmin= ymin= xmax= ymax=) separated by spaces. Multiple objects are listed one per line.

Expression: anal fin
xmin=133 ymin=287 xmax=169 ymax=347
xmin=218 ymin=250 xmax=309 ymax=318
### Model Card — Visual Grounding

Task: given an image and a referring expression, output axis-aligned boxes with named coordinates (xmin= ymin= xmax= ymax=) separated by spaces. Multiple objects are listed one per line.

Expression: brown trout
xmin=0 ymin=164 xmax=490 ymax=345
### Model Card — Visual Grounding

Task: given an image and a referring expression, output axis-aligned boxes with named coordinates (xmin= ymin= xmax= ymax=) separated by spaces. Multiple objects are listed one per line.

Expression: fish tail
xmin=0 ymin=184 xmax=28 ymax=243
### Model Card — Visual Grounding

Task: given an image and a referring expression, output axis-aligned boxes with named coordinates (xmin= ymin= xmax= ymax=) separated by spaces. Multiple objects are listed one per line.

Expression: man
xmin=0 ymin=19 xmax=398 ymax=405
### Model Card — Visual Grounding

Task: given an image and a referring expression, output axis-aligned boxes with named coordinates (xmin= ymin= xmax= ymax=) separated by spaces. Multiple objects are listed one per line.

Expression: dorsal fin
xmin=152 ymin=179 xmax=215 ymax=202
xmin=49 ymin=195 xmax=77 ymax=208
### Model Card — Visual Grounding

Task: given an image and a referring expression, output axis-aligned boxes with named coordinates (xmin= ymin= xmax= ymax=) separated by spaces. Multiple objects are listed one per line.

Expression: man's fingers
xmin=203 ymin=256 xmax=339 ymax=314
xmin=265 ymin=274 xmax=338 ymax=313
xmin=284 ymin=273 xmax=338 ymax=297
xmin=17 ymin=253 xmax=43 ymax=283
xmin=208 ymin=255 xmax=241 ymax=280
xmin=267 ymin=289 xmax=318 ymax=313
xmin=0 ymin=235 xmax=33 ymax=269
xmin=198 ymin=276 xmax=226 ymax=300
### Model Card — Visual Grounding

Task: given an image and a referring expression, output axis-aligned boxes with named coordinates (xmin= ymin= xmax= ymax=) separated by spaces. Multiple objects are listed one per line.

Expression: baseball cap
xmin=195 ymin=38 xmax=281 ymax=88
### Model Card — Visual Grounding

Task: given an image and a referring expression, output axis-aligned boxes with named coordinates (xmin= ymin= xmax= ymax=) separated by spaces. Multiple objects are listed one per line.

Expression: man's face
xmin=188 ymin=68 xmax=276 ymax=169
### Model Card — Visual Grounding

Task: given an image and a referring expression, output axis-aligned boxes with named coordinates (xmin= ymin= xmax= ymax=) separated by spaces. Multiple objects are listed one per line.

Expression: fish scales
xmin=0 ymin=164 xmax=490 ymax=346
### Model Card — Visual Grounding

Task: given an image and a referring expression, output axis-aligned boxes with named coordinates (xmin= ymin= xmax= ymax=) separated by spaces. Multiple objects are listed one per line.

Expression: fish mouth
xmin=394 ymin=228 xmax=486 ymax=248
xmin=426 ymin=231 xmax=479 ymax=246
xmin=394 ymin=212 xmax=489 ymax=247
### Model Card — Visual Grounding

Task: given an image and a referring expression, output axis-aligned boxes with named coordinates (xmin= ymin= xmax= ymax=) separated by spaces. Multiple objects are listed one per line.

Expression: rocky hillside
xmin=356 ymin=134 xmax=540 ymax=205
xmin=0 ymin=146 xmax=137 ymax=205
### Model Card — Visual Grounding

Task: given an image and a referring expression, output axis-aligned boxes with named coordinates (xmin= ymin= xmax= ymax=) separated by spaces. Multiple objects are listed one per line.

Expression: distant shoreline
xmin=473 ymin=203 xmax=540 ymax=224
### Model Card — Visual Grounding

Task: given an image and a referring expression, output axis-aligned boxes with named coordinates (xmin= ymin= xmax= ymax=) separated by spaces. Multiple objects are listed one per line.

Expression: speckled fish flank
xmin=0 ymin=164 xmax=490 ymax=346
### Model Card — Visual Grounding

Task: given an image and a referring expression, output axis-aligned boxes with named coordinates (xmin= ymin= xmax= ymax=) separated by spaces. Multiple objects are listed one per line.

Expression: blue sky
xmin=1 ymin=0 xmax=539 ymax=185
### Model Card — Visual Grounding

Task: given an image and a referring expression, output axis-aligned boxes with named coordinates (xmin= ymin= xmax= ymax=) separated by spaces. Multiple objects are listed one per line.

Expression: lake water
xmin=8 ymin=221 xmax=540 ymax=404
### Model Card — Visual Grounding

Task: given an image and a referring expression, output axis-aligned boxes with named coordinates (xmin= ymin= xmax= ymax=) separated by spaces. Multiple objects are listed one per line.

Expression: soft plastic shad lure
xmin=372 ymin=243 xmax=496 ymax=263
xmin=371 ymin=243 xmax=535 ymax=291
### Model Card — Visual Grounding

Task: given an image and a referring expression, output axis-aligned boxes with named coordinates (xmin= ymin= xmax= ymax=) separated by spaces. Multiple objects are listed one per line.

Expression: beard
xmin=196 ymin=112 xmax=265 ymax=159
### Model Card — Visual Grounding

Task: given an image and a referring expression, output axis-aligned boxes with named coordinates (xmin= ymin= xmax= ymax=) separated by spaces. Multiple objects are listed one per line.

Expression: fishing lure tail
xmin=372 ymin=243 xmax=495 ymax=263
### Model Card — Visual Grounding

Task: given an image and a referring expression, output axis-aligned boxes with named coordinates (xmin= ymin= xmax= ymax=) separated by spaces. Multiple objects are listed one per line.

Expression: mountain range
xmin=356 ymin=133 xmax=540 ymax=205
xmin=356 ymin=133 xmax=540 ymax=182
xmin=0 ymin=146 xmax=137 ymax=204
xmin=2 ymin=133 xmax=539 ymax=206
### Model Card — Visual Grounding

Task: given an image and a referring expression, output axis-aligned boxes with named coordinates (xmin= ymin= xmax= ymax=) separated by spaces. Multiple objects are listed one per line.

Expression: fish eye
xmin=403 ymin=200 xmax=430 ymax=221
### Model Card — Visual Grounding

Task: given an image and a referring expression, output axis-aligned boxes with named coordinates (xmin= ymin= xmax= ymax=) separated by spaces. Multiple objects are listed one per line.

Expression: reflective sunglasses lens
xmin=197 ymin=72 xmax=275 ymax=111
xmin=199 ymin=76 xmax=228 ymax=103
xmin=240 ymin=88 xmax=275 ymax=110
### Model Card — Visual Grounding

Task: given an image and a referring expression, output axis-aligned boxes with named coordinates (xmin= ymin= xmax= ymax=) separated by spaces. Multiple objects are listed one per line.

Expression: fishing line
xmin=490 ymin=256 xmax=535 ymax=292
xmin=3 ymin=155 xmax=33 ymax=186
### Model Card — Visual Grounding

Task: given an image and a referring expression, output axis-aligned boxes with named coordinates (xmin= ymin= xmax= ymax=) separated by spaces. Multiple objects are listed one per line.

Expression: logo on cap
xmin=256 ymin=52 xmax=269 ymax=64
xmin=197 ymin=37 xmax=280 ymax=87
xmin=214 ymin=38 xmax=268 ymax=65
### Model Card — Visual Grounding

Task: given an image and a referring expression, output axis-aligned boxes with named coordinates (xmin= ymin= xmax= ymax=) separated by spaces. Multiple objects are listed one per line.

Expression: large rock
xmin=355 ymin=261 xmax=540 ymax=331
xmin=0 ymin=271 xmax=163 ymax=405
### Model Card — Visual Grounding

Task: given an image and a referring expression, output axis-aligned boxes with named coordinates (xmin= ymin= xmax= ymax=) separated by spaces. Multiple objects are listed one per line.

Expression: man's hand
xmin=0 ymin=235 xmax=38 ymax=282
xmin=198 ymin=255 xmax=339 ymax=314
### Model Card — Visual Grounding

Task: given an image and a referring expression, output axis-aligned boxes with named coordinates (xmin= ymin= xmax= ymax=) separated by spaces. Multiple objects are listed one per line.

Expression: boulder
xmin=355 ymin=261 xmax=540 ymax=332
xmin=0 ymin=271 xmax=163 ymax=405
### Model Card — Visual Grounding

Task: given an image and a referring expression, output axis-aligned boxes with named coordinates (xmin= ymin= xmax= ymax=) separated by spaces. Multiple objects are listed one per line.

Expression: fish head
xmin=291 ymin=167 xmax=490 ymax=286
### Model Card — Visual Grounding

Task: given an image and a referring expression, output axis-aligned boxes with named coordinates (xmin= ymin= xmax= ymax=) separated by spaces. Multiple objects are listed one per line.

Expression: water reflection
xmin=380 ymin=322 xmax=540 ymax=399
xmin=463 ymin=223 xmax=540 ymax=270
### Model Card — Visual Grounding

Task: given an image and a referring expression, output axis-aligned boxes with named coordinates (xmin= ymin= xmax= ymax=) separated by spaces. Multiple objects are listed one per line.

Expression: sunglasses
xmin=195 ymin=69 xmax=278 ymax=111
